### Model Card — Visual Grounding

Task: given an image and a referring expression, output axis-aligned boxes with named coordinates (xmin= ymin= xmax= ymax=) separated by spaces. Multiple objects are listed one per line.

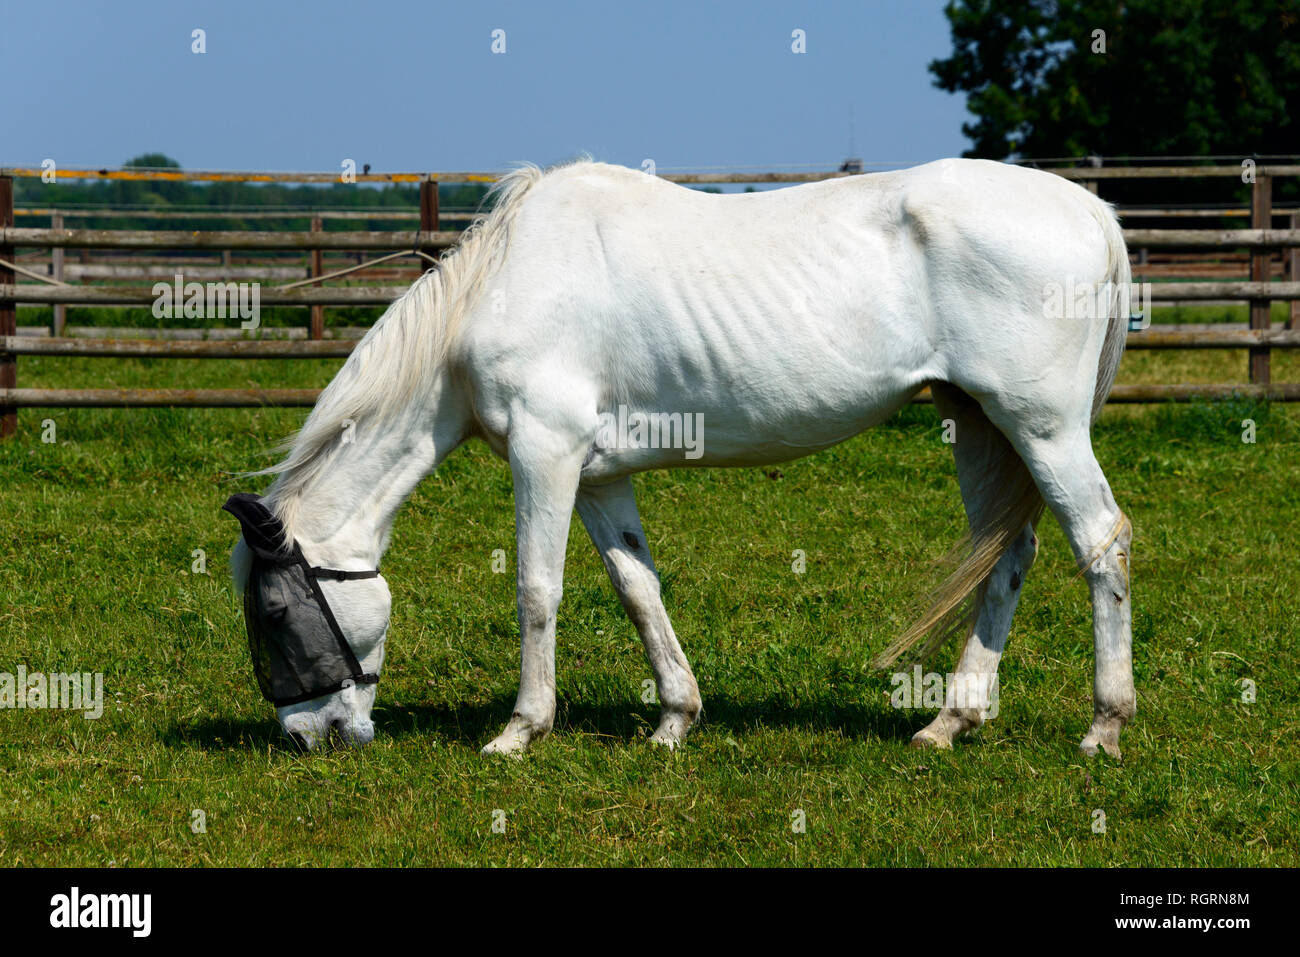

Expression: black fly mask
xmin=222 ymin=493 xmax=382 ymax=707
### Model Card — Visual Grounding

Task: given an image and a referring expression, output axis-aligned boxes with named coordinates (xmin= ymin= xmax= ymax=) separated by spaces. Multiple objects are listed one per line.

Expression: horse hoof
xmin=648 ymin=731 xmax=681 ymax=750
xmin=649 ymin=710 xmax=696 ymax=749
xmin=1079 ymin=737 xmax=1122 ymax=759
xmin=481 ymin=735 xmax=528 ymax=758
xmin=910 ymin=729 xmax=953 ymax=750
xmin=1080 ymin=717 xmax=1125 ymax=758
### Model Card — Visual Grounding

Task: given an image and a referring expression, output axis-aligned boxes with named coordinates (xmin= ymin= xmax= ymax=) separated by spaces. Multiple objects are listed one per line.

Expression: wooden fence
xmin=2 ymin=162 xmax=1299 ymax=437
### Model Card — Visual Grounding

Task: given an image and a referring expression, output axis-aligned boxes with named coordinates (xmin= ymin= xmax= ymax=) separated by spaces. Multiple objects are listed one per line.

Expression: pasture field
xmin=1 ymin=305 xmax=1298 ymax=867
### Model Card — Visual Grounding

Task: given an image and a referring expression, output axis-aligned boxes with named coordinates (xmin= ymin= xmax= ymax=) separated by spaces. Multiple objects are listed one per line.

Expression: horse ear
xmin=222 ymin=493 xmax=293 ymax=560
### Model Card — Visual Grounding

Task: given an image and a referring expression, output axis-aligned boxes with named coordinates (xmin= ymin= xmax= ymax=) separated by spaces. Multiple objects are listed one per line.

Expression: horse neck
xmin=269 ymin=375 xmax=466 ymax=570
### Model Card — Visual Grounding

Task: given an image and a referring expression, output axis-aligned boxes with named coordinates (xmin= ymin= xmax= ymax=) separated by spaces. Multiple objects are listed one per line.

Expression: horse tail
xmin=1090 ymin=196 xmax=1131 ymax=422
xmin=871 ymin=413 xmax=1044 ymax=669
xmin=873 ymin=190 xmax=1128 ymax=670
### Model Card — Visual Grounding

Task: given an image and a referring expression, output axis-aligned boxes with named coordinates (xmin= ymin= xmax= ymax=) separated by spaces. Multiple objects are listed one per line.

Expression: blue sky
xmin=6 ymin=0 xmax=970 ymax=175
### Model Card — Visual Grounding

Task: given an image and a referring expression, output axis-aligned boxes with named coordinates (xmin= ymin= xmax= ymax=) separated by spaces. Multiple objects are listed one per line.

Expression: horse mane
xmin=252 ymin=160 xmax=564 ymax=539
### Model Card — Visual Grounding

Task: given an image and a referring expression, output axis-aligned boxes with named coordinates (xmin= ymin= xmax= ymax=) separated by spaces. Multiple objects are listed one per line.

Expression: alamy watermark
xmin=50 ymin=886 xmax=150 ymax=937
xmin=1 ymin=666 xmax=104 ymax=719
xmin=890 ymin=665 xmax=998 ymax=717
xmin=595 ymin=405 xmax=704 ymax=460
xmin=1042 ymin=278 xmax=1152 ymax=330
xmin=152 ymin=273 xmax=261 ymax=329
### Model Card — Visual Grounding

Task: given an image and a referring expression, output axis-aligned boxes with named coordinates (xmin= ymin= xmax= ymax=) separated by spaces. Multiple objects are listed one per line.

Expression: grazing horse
xmin=225 ymin=158 xmax=1134 ymax=757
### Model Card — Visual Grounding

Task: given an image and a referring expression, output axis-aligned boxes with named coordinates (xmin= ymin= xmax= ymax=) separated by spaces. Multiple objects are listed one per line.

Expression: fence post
xmin=1290 ymin=211 xmax=1299 ymax=332
xmin=51 ymin=211 xmax=66 ymax=336
xmin=1 ymin=176 xmax=15 ymax=438
xmin=420 ymin=178 xmax=439 ymax=261
xmin=310 ymin=214 xmax=323 ymax=339
xmin=1249 ymin=174 xmax=1272 ymax=384
xmin=1082 ymin=154 xmax=1101 ymax=195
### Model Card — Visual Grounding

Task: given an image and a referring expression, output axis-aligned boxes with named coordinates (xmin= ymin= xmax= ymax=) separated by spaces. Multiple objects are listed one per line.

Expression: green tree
xmin=118 ymin=152 xmax=184 ymax=204
xmin=123 ymin=153 xmax=181 ymax=169
xmin=932 ymin=0 xmax=1300 ymax=161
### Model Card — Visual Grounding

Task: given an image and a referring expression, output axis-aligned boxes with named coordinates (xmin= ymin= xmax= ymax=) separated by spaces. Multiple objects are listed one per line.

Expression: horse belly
xmin=581 ymin=302 xmax=930 ymax=480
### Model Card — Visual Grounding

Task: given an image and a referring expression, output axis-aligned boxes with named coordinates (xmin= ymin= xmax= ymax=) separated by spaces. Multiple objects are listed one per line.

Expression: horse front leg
xmin=481 ymin=413 xmax=587 ymax=756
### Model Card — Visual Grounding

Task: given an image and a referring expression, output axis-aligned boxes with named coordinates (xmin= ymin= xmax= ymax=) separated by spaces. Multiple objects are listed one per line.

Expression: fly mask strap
xmin=295 ymin=555 xmax=382 ymax=688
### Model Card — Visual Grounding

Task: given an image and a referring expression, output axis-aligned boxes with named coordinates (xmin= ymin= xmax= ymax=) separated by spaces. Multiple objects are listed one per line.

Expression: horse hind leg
xmin=576 ymin=477 xmax=702 ymax=747
xmin=910 ymin=524 xmax=1039 ymax=748
xmin=978 ymin=401 xmax=1135 ymax=758
xmin=1076 ymin=511 xmax=1133 ymax=758
xmin=911 ymin=383 xmax=1041 ymax=749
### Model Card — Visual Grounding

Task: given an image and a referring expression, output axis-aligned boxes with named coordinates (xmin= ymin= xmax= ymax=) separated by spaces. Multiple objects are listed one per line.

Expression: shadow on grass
xmin=161 ymin=715 xmax=294 ymax=753
xmin=163 ymin=692 xmax=923 ymax=753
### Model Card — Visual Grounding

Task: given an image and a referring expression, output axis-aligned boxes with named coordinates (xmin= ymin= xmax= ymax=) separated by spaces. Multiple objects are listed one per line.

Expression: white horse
xmin=229 ymin=158 xmax=1134 ymax=758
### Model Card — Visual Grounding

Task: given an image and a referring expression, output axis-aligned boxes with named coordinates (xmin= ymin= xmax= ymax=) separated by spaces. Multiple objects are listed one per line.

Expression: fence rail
xmin=2 ymin=162 xmax=1299 ymax=437
xmin=5 ymin=326 xmax=1298 ymax=360
xmin=0 ymin=387 xmax=321 ymax=407
xmin=5 ymin=281 xmax=1297 ymax=309
xmin=0 ymin=227 xmax=457 ymax=250
xmin=1122 ymin=229 xmax=1300 ymax=247
xmin=12 ymin=207 xmax=479 ymax=222
xmin=15 ymin=204 xmax=1300 ymax=222
xmin=0 ymin=336 xmax=356 ymax=357
xmin=2 ymin=226 xmax=1296 ymax=253
xmin=2 ymin=284 xmax=409 ymax=306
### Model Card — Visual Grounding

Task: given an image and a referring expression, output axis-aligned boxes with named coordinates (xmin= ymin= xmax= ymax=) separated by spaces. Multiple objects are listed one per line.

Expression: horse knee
xmin=518 ymin=580 xmax=561 ymax=629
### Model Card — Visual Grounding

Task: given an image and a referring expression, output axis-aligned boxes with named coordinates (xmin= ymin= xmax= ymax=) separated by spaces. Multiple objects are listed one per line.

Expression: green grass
xmin=1 ymin=322 xmax=1298 ymax=866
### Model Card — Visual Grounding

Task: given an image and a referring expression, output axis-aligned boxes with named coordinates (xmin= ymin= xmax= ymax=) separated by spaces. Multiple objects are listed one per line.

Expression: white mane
xmin=253 ymin=161 xmax=558 ymax=537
